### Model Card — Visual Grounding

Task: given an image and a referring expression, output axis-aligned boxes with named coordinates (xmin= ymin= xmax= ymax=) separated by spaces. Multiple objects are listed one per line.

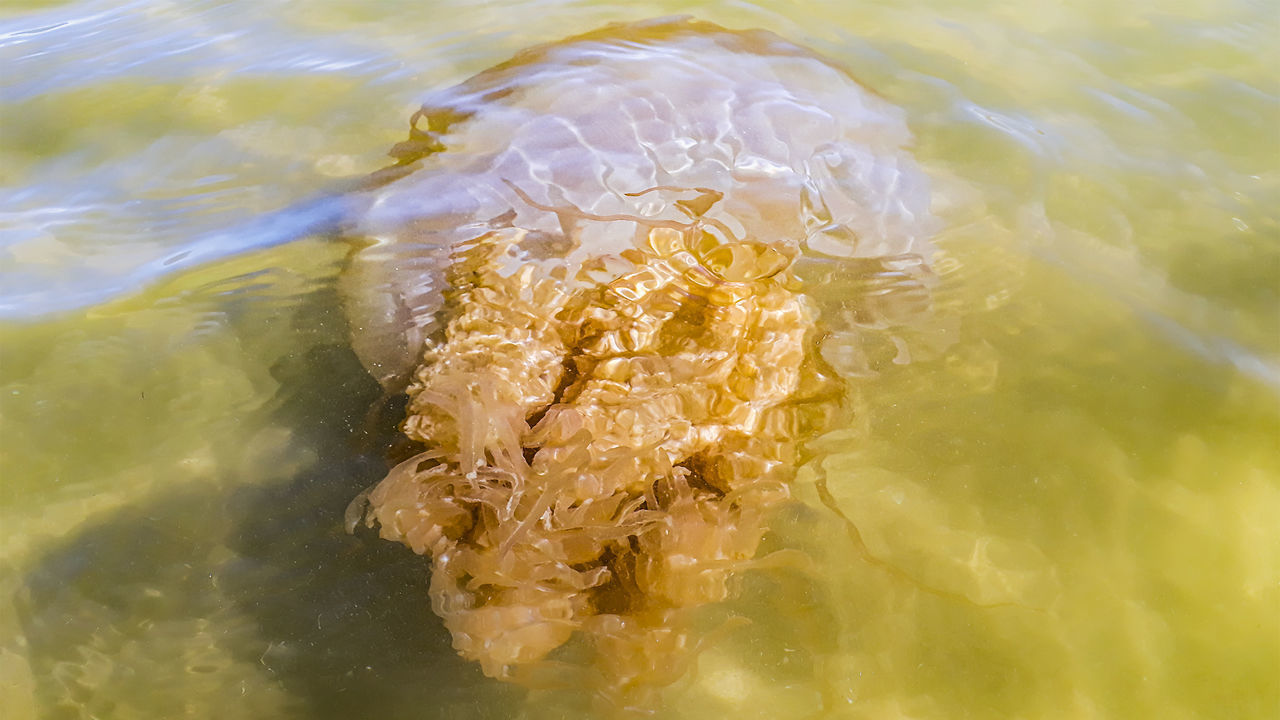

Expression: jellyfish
xmin=344 ymin=16 xmax=937 ymax=700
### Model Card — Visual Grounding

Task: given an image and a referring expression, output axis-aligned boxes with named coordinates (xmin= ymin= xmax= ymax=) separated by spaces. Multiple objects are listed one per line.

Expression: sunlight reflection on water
xmin=0 ymin=1 xmax=1276 ymax=719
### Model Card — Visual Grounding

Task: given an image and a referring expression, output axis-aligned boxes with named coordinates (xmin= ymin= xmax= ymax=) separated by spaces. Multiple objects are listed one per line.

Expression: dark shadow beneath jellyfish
xmin=12 ymin=292 xmax=520 ymax=720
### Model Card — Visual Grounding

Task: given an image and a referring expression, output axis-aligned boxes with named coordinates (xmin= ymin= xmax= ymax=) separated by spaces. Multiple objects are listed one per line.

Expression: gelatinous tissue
xmin=342 ymin=17 xmax=937 ymax=700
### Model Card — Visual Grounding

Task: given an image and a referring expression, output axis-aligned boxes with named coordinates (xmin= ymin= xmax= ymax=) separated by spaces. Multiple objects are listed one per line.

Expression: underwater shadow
xmin=14 ymin=294 xmax=518 ymax=719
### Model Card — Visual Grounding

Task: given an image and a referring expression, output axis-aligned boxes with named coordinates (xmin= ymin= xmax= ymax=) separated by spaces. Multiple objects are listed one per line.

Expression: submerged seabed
xmin=1 ymin=1 xmax=1277 ymax=719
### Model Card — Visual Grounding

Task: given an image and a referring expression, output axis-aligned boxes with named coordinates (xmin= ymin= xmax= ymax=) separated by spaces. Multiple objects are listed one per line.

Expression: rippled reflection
xmin=2 ymin=2 xmax=1277 ymax=720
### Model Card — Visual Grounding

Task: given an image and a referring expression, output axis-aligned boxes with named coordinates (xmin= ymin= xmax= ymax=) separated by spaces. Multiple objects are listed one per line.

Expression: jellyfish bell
xmin=337 ymin=16 xmax=936 ymax=393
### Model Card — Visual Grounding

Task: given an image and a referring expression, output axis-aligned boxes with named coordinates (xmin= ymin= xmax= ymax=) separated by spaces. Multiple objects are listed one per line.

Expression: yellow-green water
xmin=1 ymin=1 xmax=1277 ymax=718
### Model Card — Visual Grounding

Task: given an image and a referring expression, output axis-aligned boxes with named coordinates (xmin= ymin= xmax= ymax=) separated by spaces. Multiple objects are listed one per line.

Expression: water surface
xmin=1 ymin=1 xmax=1277 ymax=718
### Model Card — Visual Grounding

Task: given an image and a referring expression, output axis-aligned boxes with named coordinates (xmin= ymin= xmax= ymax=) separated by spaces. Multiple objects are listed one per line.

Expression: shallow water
xmin=1 ymin=1 xmax=1277 ymax=719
